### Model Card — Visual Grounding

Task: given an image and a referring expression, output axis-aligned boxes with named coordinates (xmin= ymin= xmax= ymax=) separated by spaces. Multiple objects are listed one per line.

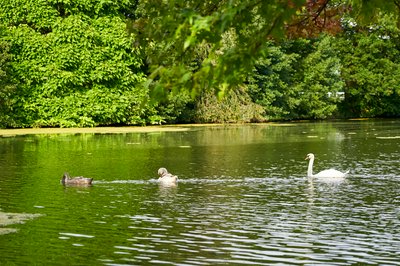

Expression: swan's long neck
xmin=307 ymin=157 xmax=314 ymax=177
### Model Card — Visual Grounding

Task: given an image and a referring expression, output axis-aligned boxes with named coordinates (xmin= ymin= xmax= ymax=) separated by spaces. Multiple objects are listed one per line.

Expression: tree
xmin=247 ymin=42 xmax=301 ymax=120
xmin=2 ymin=0 xmax=400 ymax=127
xmin=337 ymin=13 xmax=400 ymax=117
xmin=133 ymin=0 xmax=307 ymax=97
xmin=0 ymin=25 xmax=15 ymax=128
xmin=294 ymin=35 xmax=344 ymax=119
xmin=247 ymin=35 xmax=344 ymax=120
xmin=0 ymin=0 xmax=148 ymax=127
xmin=133 ymin=0 xmax=400 ymax=98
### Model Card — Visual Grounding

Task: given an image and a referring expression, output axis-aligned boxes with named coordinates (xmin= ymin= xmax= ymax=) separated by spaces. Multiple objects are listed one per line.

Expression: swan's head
xmin=158 ymin=167 xmax=169 ymax=177
xmin=305 ymin=153 xmax=315 ymax=160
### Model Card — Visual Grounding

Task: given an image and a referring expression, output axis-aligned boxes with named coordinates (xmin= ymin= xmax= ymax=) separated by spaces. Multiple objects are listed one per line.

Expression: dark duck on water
xmin=61 ymin=172 xmax=93 ymax=186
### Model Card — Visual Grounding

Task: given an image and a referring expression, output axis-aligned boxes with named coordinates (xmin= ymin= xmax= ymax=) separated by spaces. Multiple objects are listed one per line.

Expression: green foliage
xmin=134 ymin=0 xmax=306 ymax=96
xmin=247 ymin=43 xmax=299 ymax=120
xmin=349 ymin=0 xmax=400 ymax=27
xmin=248 ymin=36 xmax=344 ymax=120
xmin=152 ymin=90 xmax=195 ymax=124
xmin=337 ymin=13 xmax=400 ymax=117
xmin=134 ymin=0 xmax=400 ymax=99
xmin=46 ymin=0 xmax=134 ymax=17
xmin=28 ymin=88 xmax=148 ymax=127
xmin=194 ymin=87 xmax=265 ymax=123
xmin=0 ymin=25 xmax=16 ymax=128
xmin=1 ymin=0 xmax=147 ymax=127
xmin=0 ymin=0 xmax=58 ymax=32
xmin=1 ymin=0 xmax=400 ymax=128
xmin=294 ymin=35 xmax=344 ymax=119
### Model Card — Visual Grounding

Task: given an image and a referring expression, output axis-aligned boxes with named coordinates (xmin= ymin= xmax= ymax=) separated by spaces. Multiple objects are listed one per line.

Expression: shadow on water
xmin=0 ymin=120 xmax=400 ymax=265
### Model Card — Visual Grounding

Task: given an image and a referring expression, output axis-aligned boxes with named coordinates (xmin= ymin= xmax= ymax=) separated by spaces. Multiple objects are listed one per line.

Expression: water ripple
xmin=2 ymin=121 xmax=400 ymax=265
xmin=96 ymin=174 xmax=400 ymax=265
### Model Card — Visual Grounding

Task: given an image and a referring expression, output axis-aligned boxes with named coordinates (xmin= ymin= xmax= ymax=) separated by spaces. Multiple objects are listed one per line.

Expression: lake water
xmin=0 ymin=120 xmax=399 ymax=265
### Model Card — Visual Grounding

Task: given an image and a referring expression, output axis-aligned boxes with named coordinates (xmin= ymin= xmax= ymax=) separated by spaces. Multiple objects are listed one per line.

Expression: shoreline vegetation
xmin=0 ymin=122 xmax=303 ymax=137
xmin=0 ymin=118 xmax=379 ymax=137
xmin=1 ymin=2 xmax=400 ymax=129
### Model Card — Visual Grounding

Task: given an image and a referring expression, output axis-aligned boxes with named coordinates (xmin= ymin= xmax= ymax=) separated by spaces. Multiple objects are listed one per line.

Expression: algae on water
xmin=0 ymin=211 xmax=42 ymax=235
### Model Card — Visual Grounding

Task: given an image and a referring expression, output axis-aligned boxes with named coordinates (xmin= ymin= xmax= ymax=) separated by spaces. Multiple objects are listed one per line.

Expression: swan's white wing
xmin=314 ymin=169 xmax=348 ymax=178
xmin=158 ymin=174 xmax=178 ymax=186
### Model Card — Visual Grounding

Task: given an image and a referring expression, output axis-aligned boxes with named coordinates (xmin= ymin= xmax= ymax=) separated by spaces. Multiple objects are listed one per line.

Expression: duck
xmin=305 ymin=153 xmax=349 ymax=179
xmin=157 ymin=168 xmax=178 ymax=186
xmin=61 ymin=172 xmax=93 ymax=186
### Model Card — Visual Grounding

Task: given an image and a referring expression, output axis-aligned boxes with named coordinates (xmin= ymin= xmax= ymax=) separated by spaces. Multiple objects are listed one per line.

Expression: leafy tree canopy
xmin=0 ymin=25 xmax=15 ymax=127
xmin=0 ymin=0 xmax=147 ymax=127
xmin=1 ymin=0 xmax=400 ymax=127
xmin=133 ymin=0 xmax=400 ymax=97
xmin=337 ymin=12 xmax=400 ymax=117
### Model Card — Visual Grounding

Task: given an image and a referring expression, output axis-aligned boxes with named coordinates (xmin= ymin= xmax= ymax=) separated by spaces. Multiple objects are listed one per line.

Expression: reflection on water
xmin=0 ymin=120 xmax=400 ymax=265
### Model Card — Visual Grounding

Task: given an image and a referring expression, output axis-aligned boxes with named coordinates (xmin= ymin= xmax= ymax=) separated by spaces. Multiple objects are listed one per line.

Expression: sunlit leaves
xmin=0 ymin=26 xmax=16 ymax=128
xmin=0 ymin=0 xmax=147 ymax=127
xmin=137 ymin=0 xmax=400 ymax=100
xmin=46 ymin=0 xmax=133 ymax=17
xmin=337 ymin=13 xmax=400 ymax=117
xmin=349 ymin=0 xmax=400 ymax=27
xmin=0 ymin=0 xmax=57 ymax=32
xmin=247 ymin=35 xmax=344 ymax=120
xmin=2 ymin=0 xmax=400 ymax=127
xmin=135 ymin=0 xmax=304 ymax=96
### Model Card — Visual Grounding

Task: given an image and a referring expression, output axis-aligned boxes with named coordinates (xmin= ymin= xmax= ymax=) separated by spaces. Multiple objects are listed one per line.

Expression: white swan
xmin=157 ymin=168 xmax=178 ymax=187
xmin=305 ymin=153 xmax=349 ymax=178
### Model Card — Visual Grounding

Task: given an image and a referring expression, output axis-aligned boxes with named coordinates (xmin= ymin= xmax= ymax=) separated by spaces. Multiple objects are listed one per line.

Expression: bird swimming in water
xmin=61 ymin=172 xmax=93 ymax=186
xmin=157 ymin=168 xmax=178 ymax=186
xmin=305 ymin=153 xmax=349 ymax=179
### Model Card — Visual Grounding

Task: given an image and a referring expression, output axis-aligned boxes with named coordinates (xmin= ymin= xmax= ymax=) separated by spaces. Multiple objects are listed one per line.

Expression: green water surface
xmin=0 ymin=120 xmax=399 ymax=265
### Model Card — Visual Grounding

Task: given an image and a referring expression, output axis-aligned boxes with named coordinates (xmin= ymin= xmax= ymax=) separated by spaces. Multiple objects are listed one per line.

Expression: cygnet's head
xmin=158 ymin=168 xmax=169 ymax=177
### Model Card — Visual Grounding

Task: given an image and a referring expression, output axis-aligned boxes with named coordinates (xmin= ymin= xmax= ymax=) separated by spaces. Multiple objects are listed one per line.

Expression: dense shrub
xmin=1 ymin=1 xmax=147 ymax=127
xmin=194 ymin=87 xmax=265 ymax=123
xmin=0 ymin=26 xmax=16 ymax=128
